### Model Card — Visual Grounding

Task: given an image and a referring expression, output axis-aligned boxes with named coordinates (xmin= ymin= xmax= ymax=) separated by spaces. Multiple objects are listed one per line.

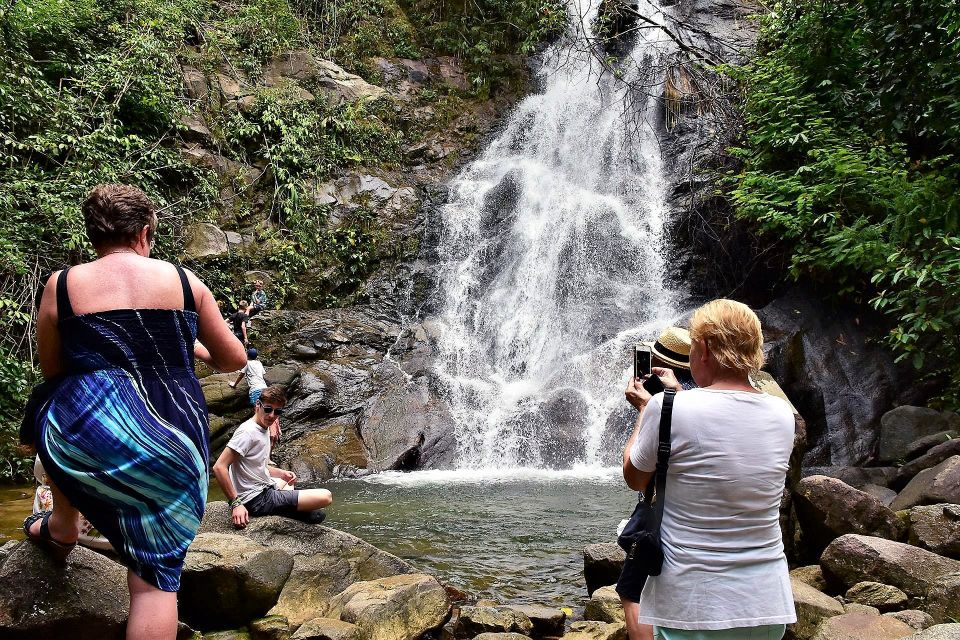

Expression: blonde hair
xmin=689 ymin=299 xmax=765 ymax=374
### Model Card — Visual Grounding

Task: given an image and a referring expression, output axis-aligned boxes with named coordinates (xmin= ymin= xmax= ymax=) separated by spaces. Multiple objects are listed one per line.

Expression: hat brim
xmin=651 ymin=345 xmax=690 ymax=370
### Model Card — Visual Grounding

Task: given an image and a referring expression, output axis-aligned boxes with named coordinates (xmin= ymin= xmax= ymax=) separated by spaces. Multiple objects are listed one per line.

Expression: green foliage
xmin=731 ymin=0 xmax=960 ymax=407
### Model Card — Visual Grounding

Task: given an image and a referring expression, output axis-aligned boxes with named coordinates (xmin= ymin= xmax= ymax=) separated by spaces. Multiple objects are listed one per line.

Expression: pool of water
xmin=0 ymin=467 xmax=635 ymax=605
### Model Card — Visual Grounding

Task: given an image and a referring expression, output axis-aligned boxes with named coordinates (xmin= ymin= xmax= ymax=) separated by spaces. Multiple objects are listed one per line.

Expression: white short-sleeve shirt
xmin=630 ymin=388 xmax=797 ymax=630
xmin=226 ymin=418 xmax=273 ymax=504
xmin=243 ymin=359 xmax=267 ymax=392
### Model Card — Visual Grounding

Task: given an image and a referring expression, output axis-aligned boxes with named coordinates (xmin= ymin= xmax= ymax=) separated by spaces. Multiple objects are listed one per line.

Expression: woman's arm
xmin=37 ymin=272 xmax=64 ymax=380
xmin=622 ymin=377 xmax=655 ymax=492
xmin=187 ymin=270 xmax=247 ymax=373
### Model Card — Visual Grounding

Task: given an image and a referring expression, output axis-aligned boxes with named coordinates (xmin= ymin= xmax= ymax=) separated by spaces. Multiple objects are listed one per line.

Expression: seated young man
xmin=213 ymin=386 xmax=333 ymax=528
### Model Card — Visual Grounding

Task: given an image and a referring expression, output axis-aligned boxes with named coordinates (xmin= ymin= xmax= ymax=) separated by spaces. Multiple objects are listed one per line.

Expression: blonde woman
xmin=622 ymin=300 xmax=796 ymax=640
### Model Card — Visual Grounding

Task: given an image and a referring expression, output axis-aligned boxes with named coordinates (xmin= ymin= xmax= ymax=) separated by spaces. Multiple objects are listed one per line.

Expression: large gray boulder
xmin=502 ymin=605 xmax=566 ymax=637
xmin=562 ymin=621 xmax=626 ymax=640
xmin=789 ymin=578 xmax=844 ymax=640
xmin=802 ymin=466 xmax=899 ymax=489
xmin=908 ymin=624 xmax=960 ymax=639
xmin=184 ymin=222 xmax=230 ymax=259
xmin=455 ymin=606 xmax=534 ymax=638
xmin=583 ymin=543 xmax=625 ymax=596
xmin=794 ymin=476 xmax=904 ymax=555
xmin=925 ymin=572 xmax=960 ymax=624
xmin=199 ymin=502 xmax=414 ymax=628
xmin=883 ymin=610 xmax=934 ymax=631
xmin=893 ymin=440 xmax=960 ymax=489
xmin=809 ymin=612 xmax=915 ymax=640
xmin=820 ymin=534 xmax=960 ymax=597
xmin=902 ymin=431 xmax=959 ymax=462
xmin=291 ymin=617 xmax=358 ymax=640
xmin=878 ymin=407 xmax=960 ymax=463
xmin=791 ymin=565 xmax=828 ymax=592
xmin=180 ymin=532 xmax=294 ymax=631
xmin=0 ymin=542 xmax=128 ymax=640
xmin=326 ymin=574 xmax=450 ymax=640
xmin=908 ymin=504 xmax=960 ymax=559
xmin=891 ymin=456 xmax=960 ymax=511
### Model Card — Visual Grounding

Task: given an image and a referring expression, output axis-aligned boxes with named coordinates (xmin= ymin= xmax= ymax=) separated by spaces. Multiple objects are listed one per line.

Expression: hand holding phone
xmin=634 ymin=344 xmax=652 ymax=380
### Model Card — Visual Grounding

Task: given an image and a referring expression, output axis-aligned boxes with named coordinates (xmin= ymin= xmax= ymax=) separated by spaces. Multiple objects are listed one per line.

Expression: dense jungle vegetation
xmin=0 ymin=0 xmax=564 ymax=480
xmin=732 ymin=0 xmax=960 ymax=408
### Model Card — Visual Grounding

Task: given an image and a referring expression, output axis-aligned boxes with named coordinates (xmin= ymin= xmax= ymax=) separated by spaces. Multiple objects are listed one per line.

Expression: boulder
xmin=894 ymin=441 xmax=960 ymax=489
xmin=473 ymin=634 xmax=530 ymax=640
xmin=802 ymin=466 xmax=899 ymax=489
xmin=810 ymin=612 xmax=914 ymax=640
xmin=502 ymin=605 xmax=565 ymax=637
xmin=861 ymin=484 xmax=898 ymax=508
xmin=326 ymin=574 xmax=451 ymax=640
xmin=795 ymin=476 xmax=904 ymax=554
xmin=902 ymin=431 xmax=959 ymax=462
xmin=281 ymin=414 xmax=367 ymax=483
xmin=182 ymin=65 xmax=209 ymax=100
xmin=205 ymin=632 xmax=251 ymax=640
xmin=789 ymin=577 xmax=845 ymax=640
xmin=562 ymin=621 xmax=626 ymax=640
xmin=291 ymin=618 xmax=359 ymax=640
xmin=843 ymin=603 xmax=881 ymax=616
xmin=925 ymin=572 xmax=960 ymax=624
xmin=758 ymin=291 xmax=925 ymax=466
xmin=0 ymin=542 xmax=128 ymax=640
xmin=791 ymin=565 xmax=829 ymax=592
xmin=584 ymin=586 xmax=624 ymax=624
xmin=890 ymin=456 xmax=960 ymax=511
xmin=908 ymin=624 xmax=960 ymax=639
xmin=820 ymin=534 xmax=960 ymax=597
xmin=200 ymin=373 xmax=250 ymax=416
xmin=199 ymin=503 xmax=414 ymax=628
xmin=180 ymin=532 xmax=294 ymax=631
xmin=184 ymin=222 xmax=230 ymax=259
xmin=181 ymin=114 xmax=213 ymax=144
xmin=583 ymin=543 xmax=625 ymax=596
xmin=250 ymin=615 xmax=292 ymax=640
xmin=908 ymin=504 xmax=960 ymax=559
xmin=844 ymin=582 xmax=907 ymax=612
xmin=878 ymin=407 xmax=960 ymax=463
xmin=883 ymin=610 xmax=934 ymax=631
xmin=359 ymin=368 xmax=457 ymax=472
xmin=316 ymin=60 xmax=386 ymax=103
xmin=455 ymin=606 xmax=533 ymax=637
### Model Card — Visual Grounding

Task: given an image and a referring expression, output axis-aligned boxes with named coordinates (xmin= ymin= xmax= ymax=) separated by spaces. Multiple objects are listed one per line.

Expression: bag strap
xmin=175 ymin=265 xmax=197 ymax=313
xmin=651 ymin=389 xmax=676 ymax=533
xmin=56 ymin=267 xmax=75 ymax=320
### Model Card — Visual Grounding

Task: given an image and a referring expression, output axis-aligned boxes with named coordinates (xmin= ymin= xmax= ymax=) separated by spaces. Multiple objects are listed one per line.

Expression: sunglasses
xmin=259 ymin=404 xmax=285 ymax=416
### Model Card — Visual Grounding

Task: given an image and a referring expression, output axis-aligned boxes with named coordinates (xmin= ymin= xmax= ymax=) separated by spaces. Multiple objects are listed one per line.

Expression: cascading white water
xmin=433 ymin=0 xmax=685 ymax=470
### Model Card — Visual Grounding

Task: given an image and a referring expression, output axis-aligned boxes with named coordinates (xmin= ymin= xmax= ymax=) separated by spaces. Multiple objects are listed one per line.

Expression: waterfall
xmin=433 ymin=0 xmax=684 ymax=471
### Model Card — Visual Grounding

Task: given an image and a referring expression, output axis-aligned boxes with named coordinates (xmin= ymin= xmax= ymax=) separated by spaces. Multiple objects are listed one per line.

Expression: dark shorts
xmin=615 ymin=554 xmax=648 ymax=602
xmin=245 ymin=486 xmax=300 ymax=517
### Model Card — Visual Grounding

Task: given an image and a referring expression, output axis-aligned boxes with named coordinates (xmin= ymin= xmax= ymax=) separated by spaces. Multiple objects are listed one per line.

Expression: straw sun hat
xmin=644 ymin=326 xmax=692 ymax=370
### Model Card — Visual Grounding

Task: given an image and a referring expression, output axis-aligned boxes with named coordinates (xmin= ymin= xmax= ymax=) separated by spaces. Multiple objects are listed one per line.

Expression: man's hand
xmin=652 ymin=367 xmax=682 ymax=391
xmin=269 ymin=419 xmax=282 ymax=446
xmin=625 ymin=377 xmax=652 ymax=410
xmin=278 ymin=469 xmax=296 ymax=486
xmin=232 ymin=504 xmax=249 ymax=528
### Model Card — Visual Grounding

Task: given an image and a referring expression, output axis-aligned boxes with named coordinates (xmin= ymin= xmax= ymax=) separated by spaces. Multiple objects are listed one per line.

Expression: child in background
xmin=249 ymin=280 xmax=267 ymax=323
xmin=230 ymin=301 xmax=250 ymax=345
xmin=229 ymin=347 xmax=268 ymax=406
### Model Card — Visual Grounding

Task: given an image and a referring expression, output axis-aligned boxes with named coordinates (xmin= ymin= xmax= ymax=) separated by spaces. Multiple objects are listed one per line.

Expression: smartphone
xmin=643 ymin=373 xmax=666 ymax=395
xmin=634 ymin=344 xmax=652 ymax=380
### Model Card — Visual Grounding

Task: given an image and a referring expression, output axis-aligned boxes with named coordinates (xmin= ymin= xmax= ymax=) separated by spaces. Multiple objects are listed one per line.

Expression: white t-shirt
xmin=226 ymin=418 xmax=273 ymax=503
xmin=244 ymin=360 xmax=267 ymax=392
xmin=630 ymin=388 xmax=797 ymax=630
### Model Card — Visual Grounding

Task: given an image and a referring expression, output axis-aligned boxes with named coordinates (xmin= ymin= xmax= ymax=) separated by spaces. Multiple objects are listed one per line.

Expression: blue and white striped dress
xmin=35 ymin=266 xmax=208 ymax=592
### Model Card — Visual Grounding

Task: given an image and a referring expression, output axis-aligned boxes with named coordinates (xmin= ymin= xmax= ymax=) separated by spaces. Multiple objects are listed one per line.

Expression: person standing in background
xmin=229 ymin=347 xmax=268 ymax=406
xmin=230 ymin=301 xmax=250 ymax=345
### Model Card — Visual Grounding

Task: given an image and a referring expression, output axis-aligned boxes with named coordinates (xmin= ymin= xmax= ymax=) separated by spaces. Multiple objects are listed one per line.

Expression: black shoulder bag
xmin=616 ymin=388 xmax=676 ymax=576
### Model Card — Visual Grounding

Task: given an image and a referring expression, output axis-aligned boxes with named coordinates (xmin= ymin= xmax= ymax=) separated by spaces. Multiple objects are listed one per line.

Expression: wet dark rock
xmin=758 ymin=291 xmax=925 ymax=466
xmin=902 ymin=431 xmax=959 ymax=463
xmin=455 ymin=606 xmax=533 ymax=638
xmin=502 ymin=605 xmax=566 ymax=637
xmin=878 ymin=407 xmax=960 ymax=463
xmin=0 ymin=542 xmax=128 ymax=640
xmin=249 ymin=615 xmax=291 ymax=640
xmin=926 ymin=574 xmax=960 ymax=624
xmin=583 ymin=543 xmax=625 ymax=596
xmin=844 ymin=581 xmax=908 ymax=612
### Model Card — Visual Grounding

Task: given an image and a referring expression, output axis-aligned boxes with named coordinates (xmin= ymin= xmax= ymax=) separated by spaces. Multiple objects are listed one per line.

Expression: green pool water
xmin=1 ymin=467 xmax=635 ymax=605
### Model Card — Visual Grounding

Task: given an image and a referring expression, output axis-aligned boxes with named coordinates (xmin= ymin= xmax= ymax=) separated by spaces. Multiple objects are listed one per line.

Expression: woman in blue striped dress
xmin=27 ymin=184 xmax=247 ymax=639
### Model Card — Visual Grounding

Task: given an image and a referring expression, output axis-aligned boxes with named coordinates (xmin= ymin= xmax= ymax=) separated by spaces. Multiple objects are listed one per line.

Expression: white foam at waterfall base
xmin=433 ymin=0 xmax=686 ymax=471
xmin=363 ymin=466 xmax=624 ymax=486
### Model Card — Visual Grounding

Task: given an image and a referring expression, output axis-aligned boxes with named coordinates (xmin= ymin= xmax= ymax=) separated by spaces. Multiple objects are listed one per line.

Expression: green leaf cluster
xmin=731 ymin=0 xmax=960 ymax=407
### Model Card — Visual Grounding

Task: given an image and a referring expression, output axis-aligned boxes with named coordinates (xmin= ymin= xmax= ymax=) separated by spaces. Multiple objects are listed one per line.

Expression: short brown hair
xmin=689 ymin=299 xmax=765 ymax=374
xmin=82 ymin=184 xmax=158 ymax=249
xmin=259 ymin=386 xmax=287 ymax=406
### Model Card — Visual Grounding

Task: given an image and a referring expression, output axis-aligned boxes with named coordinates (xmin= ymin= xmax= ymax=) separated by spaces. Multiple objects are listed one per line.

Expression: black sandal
xmin=23 ymin=510 xmax=77 ymax=564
